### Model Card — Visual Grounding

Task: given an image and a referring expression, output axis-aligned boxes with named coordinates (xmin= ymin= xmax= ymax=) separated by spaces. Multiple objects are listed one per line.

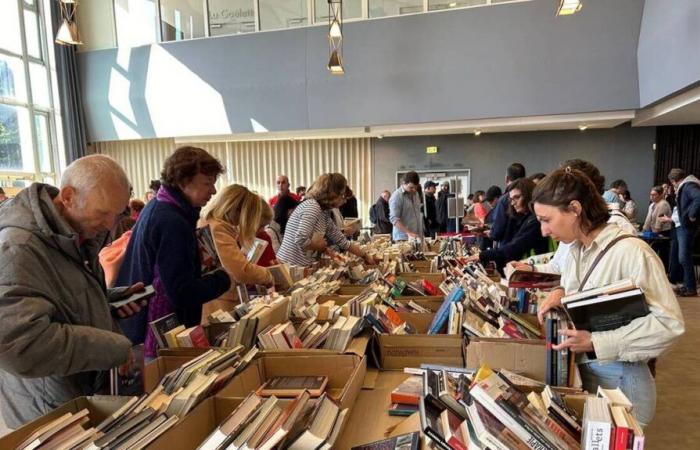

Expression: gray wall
xmin=371 ymin=126 xmax=656 ymax=223
xmin=637 ymin=0 xmax=700 ymax=107
xmin=78 ymin=0 xmax=644 ymax=142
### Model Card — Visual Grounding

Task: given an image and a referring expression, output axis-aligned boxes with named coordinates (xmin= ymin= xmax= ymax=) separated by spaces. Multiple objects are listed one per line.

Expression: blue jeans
xmin=579 ymin=361 xmax=656 ymax=427
xmin=676 ymin=226 xmax=697 ymax=292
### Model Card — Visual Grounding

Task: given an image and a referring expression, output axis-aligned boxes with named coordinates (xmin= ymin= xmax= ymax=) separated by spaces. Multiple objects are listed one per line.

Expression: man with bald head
xmin=269 ymin=174 xmax=301 ymax=207
xmin=0 ymin=155 xmax=140 ymax=427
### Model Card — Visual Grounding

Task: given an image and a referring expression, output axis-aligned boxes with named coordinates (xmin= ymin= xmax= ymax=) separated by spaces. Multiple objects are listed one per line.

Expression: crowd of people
xmin=0 ymin=144 xmax=696 ymax=430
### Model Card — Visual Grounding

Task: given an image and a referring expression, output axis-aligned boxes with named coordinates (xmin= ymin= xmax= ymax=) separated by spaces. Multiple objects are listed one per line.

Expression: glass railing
xmin=113 ymin=0 xmax=530 ymax=47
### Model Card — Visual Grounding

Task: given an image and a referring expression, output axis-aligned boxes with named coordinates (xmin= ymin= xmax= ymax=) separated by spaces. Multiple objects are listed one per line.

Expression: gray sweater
xmin=0 ymin=183 xmax=131 ymax=428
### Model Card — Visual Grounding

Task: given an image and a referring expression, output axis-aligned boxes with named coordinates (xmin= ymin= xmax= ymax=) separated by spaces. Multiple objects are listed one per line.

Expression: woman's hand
xmin=466 ymin=254 xmax=480 ymax=263
xmin=507 ymin=261 xmax=532 ymax=272
xmin=309 ymin=234 xmax=327 ymax=251
xmin=537 ymin=288 xmax=564 ymax=324
xmin=552 ymin=329 xmax=594 ymax=353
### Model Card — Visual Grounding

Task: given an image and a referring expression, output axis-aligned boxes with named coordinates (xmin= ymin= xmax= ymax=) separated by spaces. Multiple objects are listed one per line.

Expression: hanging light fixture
xmin=56 ymin=0 xmax=83 ymax=46
xmin=556 ymin=0 xmax=582 ymax=16
xmin=327 ymin=0 xmax=344 ymax=75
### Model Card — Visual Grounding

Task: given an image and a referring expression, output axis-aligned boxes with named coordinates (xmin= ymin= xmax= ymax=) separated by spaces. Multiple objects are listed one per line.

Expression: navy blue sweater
xmin=115 ymin=187 xmax=230 ymax=328
xmin=480 ymin=213 xmax=549 ymax=272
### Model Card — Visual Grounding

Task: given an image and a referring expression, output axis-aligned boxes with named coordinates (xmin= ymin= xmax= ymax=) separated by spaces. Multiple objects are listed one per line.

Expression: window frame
xmin=0 ymin=0 xmax=58 ymax=184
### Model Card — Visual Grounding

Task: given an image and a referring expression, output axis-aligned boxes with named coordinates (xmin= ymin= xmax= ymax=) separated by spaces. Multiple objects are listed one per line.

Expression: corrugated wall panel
xmin=93 ymin=138 xmax=373 ymax=225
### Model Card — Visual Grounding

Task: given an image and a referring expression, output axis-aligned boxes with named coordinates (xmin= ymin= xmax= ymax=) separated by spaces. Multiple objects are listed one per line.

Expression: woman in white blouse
xmin=535 ymin=168 xmax=684 ymax=427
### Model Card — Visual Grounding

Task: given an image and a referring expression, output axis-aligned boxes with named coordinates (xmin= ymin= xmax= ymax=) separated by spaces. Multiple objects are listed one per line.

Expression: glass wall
xmin=208 ymin=0 xmax=256 ymax=36
xmin=0 ymin=0 xmax=56 ymax=181
xmin=259 ymin=0 xmax=309 ymax=31
xmin=114 ymin=0 xmax=159 ymax=47
xmin=104 ymin=0 xmax=532 ymax=46
xmin=369 ymin=0 xmax=423 ymax=18
xmin=160 ymin=0 xmax=207 ymax=42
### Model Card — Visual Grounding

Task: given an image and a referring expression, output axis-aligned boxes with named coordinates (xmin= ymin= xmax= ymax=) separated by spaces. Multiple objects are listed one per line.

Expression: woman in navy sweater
xmin=468 ymin=178 xmax=549 ymax=272
xmin=116 ymin=147 xmax=231 ymax=358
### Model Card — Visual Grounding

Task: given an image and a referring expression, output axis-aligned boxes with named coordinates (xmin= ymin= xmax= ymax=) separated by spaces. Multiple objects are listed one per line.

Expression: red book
xmin=189 ymin=326 xmax=210 ymax=348
xmin=611 ymin=406 xmax=630 ymax=450
xmin=422 ymin=279 xmax=440 ymax=296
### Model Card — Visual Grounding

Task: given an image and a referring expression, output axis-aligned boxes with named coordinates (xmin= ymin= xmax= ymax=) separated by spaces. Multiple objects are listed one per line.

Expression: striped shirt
xmin=277 ymin=199 xmax=351 ymax=267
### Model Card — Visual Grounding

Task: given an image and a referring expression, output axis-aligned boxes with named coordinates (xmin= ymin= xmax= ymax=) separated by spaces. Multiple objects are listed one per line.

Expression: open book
xmin=504 ymin=265 xmax=561 ymax=289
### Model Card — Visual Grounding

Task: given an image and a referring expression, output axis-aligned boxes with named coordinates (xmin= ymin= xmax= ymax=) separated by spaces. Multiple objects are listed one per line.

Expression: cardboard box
xmin=397 ymin=272 xmax=446 ymax=285
xmin=0 ymin=396 xmax=132 ymax=449
xmin=215 ymin=354 xmax=367 ymax=412
xmin=375 ymin=313 xmax=465 ymax=370
xmin=337 ymin=284 xmax=369 ymax=295
xmin=465 ymin=337 xmax=546 ymax=381
xmin=409 ymin=260 xmax=436 ymax=272
xmin=317 ymin=294 xmax=445 ymax=313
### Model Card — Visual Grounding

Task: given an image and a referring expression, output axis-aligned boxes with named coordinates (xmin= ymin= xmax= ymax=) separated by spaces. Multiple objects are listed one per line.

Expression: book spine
xmin=493 ymin=398 xmax=558 ymax=450
xmin=614 ymin=426 xmax=628 ymax=450
xmin=545 ymin=318 xmax=553 ymax=386
xmin=583 ymin=421 xmax=611 ymax=450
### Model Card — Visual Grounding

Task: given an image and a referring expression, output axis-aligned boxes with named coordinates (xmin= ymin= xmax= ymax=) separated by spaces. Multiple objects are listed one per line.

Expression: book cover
xmin=148 ymin=313 xmax=181 ymax=349
xmin=390 ymin=376 xmax=422 ymax=406
xmin=257 ymin=376 xmax=328 ymax=398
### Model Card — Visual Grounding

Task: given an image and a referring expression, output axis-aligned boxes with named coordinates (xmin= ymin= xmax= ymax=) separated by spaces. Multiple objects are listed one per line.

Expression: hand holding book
xmin=537 ymin=287 xmax=565 ymax=324
xmin=552 ymin=328 xmax=594 ymax=354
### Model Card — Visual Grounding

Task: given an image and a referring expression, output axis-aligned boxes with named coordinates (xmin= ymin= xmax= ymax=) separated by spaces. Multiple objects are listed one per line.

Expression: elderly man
xmin=269 ymin=175 xmax=301 ymax=207
xmin=0 ymin=155 xmax=142 ymax=427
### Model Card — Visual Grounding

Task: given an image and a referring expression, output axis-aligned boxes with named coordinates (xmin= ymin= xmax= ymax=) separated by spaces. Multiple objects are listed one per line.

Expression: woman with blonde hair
xmin=201 ymin=184 xmax=273 ymax=316
xmin=277 ymin=173 xmax=375 ymax=267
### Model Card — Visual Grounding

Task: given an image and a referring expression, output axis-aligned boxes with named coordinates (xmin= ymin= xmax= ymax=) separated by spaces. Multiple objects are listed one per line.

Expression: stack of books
xmin=364 ymin=305 xmax=416 ymax=335
xmin=155 ymin=347 xmax=258 ymax=417
xmin=197 ymin=391 xmax=349 ymax=450
xmin=581 ymin=388 xmax=644 ymax=450
xmin=562 ymin=279 xmax=650 ymax=333
xmin=389 ymin=376 xmax=422 ymax=417
xmin=418 ymin=365 xmax=584 ymax=450
xmin=257 ymin=321 xmax=304 ymax=350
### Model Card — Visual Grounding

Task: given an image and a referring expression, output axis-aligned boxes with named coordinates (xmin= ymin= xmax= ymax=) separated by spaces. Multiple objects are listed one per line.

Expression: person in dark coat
xmin=115 ymin=146 xmax=231 ymax=358
xmin=339 ymin=187 xmax=359 ymax=218
xmin=490 ymin=163 xmax=526 ymax=245
xmin=423 ymin=181 xmax=439 ymax=237
xmin=469 ymin=178 xmax=548 ymax=273
xmin=370 ymin=190 xmax=392 ymax=235
xmin=436 ymin=181 xmax=451 ymax=232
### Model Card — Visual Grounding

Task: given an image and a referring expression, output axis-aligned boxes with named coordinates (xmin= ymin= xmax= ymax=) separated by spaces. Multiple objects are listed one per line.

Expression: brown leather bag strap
xmin=578 ymin=235 xmax=636 ymax=292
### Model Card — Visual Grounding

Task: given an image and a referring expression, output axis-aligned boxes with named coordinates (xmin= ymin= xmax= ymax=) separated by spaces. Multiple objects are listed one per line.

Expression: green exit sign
xmin=426 ymin=146 xmax=439 ymax=154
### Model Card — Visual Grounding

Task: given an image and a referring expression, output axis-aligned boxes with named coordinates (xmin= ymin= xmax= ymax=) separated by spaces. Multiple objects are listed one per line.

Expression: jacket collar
xmin=157 ymin=186 xmax=201 ymax=226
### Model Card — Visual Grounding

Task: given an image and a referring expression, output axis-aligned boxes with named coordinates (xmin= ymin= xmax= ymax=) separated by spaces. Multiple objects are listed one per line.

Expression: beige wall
xmin=93 ymin=137 xmax=374 ymax=225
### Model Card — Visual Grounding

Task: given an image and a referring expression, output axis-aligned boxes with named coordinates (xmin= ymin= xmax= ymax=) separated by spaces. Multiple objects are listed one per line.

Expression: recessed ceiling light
xmin=474 ymin=130 xmax=482 ymax=136
xmin=449 ymin=2 xmax=457 ymax=7
xmin=579 ymin=124 xmax=588 ymax=131
xmin=557 ymin=0 xmax=582 ymax=16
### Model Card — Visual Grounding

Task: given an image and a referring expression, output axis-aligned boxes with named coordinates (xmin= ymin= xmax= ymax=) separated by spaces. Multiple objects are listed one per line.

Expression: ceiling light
xmin=328 ymin=50 xmax=344 ymax=75
xmin=578 ymin=124 xmax=588 ymax=131
xmin=329 ymin=20 xmax=342 ymax=39
xmin=474 ymin=130 xmax=482 ymax=136
xmin=327 ymin=1 xmax=344 ymax=75
xmin=55 ymin=0 xmax=82 ymax=46
xmin=556 ymin=0 xmax=582 ymax=16
xmin=449 ymin=2 xmax=458 ymax=7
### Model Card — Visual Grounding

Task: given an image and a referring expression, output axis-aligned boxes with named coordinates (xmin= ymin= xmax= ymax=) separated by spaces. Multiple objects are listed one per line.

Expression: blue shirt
xmin=603 ymin=189 xmax=624 ymax=208
xmin=389 ymin=186 xmax=424 ymax=241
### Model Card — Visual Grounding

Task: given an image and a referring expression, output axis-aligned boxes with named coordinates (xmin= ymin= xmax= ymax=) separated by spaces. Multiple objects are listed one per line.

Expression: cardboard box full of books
xmin=316 ymin=294 xmax=446 ymax=313
xmin=464 ymin=337 xmax=546 ymax=381
xmin=215 ymin=353 xmax=367 ymax=412
xmin=397 ymin=272 xmax=446 ymax=285
xmin=144 ymin=354 xmax=201 ymax=393
xmin=0 ymin=396 xmax=133 ymax=449
xmin=375 ymin=313 xmax=465 ymax=370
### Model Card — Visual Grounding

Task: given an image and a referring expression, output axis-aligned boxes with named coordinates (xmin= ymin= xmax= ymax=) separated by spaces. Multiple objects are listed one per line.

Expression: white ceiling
xmin=175 ymin=110 xmax=636 ymax=143
xmin=632 ymin=84 xmax=700 ymax=127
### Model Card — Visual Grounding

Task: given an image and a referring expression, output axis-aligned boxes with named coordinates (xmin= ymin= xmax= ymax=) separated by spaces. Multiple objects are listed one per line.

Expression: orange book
xmin=390 ymin=376 xmax=422 ymax=406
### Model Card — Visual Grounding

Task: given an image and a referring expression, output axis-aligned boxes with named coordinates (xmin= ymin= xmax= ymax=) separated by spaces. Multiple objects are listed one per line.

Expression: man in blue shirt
xmin=389 ymin=171 xmax=424 ymax=241
xmin=490 ymin=163 xmax=526 ymax=245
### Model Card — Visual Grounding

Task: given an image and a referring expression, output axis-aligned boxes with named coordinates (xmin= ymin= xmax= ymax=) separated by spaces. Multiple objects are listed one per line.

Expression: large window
xmin=369 ymin=0 xmax=423 ymax=18
xmin=259 ymin=0 xmax=309 ymax=31
xmin=0 ymin=0 xmax=57 ymax=183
